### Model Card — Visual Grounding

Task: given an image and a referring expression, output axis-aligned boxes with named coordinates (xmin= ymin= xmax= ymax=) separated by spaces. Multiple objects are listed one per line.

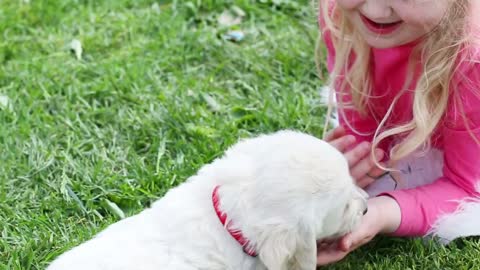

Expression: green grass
xmin=0 ymin=0 xmax=479 ymax=269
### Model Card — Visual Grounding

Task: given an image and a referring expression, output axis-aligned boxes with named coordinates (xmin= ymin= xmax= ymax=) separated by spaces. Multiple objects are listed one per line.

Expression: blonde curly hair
xmin=316 ymin=0 xmax=479 ymax=166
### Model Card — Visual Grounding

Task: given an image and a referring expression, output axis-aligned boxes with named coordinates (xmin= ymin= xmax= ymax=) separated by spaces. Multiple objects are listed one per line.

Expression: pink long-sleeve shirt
xmin=320 ymin=15 xmax=480 ymax=236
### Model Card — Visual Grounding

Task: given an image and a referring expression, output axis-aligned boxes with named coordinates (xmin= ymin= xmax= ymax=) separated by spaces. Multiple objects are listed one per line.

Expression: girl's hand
xmin=316 ymin=196 xmax=401 ymax=266
xmin=324 ymin=126 xmax=385 ymax=188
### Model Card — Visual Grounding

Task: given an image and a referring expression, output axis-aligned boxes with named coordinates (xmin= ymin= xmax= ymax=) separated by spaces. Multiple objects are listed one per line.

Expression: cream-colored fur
xmin=48 ymin=130 xmax=367 ymax=270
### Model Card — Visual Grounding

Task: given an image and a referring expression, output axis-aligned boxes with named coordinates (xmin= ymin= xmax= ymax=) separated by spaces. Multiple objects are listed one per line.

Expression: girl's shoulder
xmin=452 ymin=44 xmax=480 ymax=87
xmin=445 ymin=44 xmax=480 ymax=129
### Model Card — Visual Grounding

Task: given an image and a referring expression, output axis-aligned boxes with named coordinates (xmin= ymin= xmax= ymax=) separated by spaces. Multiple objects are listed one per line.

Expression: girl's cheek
xmin=393 ymin=3 xmax=448 ymax=28
xmin=405 ymin=14 xmax=444 ymax=29
xmin=336 ymin=0 xmax=364 ymax=10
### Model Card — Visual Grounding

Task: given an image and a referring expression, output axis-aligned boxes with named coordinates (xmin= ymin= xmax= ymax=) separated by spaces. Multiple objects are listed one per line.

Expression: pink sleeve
xmin=382 ymin=62 xmax=480 ymax=236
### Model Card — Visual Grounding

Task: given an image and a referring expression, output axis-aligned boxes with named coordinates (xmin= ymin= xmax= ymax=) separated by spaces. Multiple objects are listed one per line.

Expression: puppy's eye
xmin=363 ymin=208 xmax=368 ymax=215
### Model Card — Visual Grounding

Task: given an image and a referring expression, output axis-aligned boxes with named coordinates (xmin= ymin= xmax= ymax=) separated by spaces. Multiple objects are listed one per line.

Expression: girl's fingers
xmin=367 ymin=164 xmax=387 ymax=178
xmin=316 ymin=246 xmax=348 ymax=265
xmin=324 ymin=126 xmax=346 ymax=142
xmin=317 ymin=238 xmax=337 ymax=245
xmin=350 ymin=149 xmax=384 ymax=180
xmin=358 ymin=162 xmax=388 ymax=188
xmin=329 ymin=135 xmax=356 ymax=152
xmin=344 ymin=141 xmax=371 ymax=167
xmin=325 ymin=130 xmax=388 ymax=188
xmin=357 ymin=176 xmax=376 ymax=189
xmin=340 ymin=231 xmax=374 ymax=252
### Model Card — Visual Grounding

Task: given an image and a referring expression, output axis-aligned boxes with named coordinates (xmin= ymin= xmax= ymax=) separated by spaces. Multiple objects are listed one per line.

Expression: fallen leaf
xmin=69 ymin=39 xmax=83 ymax=60
xmin=0 ymin=95 xmax=11 ymax=110
xmin=222 ymin=30 xmax=245 ymax=42
xmin=218 ymin=10 xmax=242 ymax=27
xmin=151 ymin=3 xmax=161 ymax=14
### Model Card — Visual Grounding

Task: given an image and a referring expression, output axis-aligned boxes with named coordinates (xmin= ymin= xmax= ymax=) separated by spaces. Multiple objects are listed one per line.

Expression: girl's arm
xmin=381 ymin=63 xmax=480 ymax=236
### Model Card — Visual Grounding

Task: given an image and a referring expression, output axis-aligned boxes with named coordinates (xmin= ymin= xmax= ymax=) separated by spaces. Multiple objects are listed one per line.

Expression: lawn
xmin=1 ymin=0 xmax=479 ymax=269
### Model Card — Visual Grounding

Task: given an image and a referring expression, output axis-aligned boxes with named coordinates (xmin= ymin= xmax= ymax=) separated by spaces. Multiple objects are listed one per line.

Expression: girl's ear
xmin=258 ymin=222 xmax=317 ymax=270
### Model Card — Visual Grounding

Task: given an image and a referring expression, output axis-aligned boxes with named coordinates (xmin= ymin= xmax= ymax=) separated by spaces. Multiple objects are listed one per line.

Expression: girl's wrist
xmin=368 ymin=196 xmax=401 ymax=234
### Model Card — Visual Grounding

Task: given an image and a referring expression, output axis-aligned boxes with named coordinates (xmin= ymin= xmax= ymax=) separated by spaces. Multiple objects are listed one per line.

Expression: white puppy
xmin=48 ymin=130 xmax=367 ymax=270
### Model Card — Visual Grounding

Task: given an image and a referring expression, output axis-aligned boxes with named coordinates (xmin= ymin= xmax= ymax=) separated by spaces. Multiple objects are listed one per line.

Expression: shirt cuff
xmin=378 ymin=178 xmax=471 ymax=236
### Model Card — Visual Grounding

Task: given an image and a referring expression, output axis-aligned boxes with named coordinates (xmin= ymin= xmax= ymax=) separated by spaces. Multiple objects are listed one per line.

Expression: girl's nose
xmin=359 ymin=0 xmax=393 ymax=21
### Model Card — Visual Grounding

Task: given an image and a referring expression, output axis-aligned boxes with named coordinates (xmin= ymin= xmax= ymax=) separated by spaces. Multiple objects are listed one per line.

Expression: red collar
xmin=212 ymin=186 xmax=258 ymax=257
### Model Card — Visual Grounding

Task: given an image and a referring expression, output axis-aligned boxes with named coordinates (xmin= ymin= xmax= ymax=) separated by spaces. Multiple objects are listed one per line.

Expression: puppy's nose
xmin=363 ymin=207 xmax=368 ymax=215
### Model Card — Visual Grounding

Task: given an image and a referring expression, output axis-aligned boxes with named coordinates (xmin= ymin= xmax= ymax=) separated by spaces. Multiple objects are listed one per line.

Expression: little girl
xmin=316 ymin=0 xmax=480 ymax=265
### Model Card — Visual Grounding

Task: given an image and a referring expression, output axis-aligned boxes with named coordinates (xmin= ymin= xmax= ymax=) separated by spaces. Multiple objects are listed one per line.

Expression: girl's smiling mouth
xmin=360 ymin=14 xmax=403 ymax=35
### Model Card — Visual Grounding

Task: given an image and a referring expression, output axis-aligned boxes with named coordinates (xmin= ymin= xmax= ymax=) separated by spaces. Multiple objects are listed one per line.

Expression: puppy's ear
xmin=258 ymin=222 xmax=317 ymax=270
xmin=290 ymin=223 xmax=317 ymax=270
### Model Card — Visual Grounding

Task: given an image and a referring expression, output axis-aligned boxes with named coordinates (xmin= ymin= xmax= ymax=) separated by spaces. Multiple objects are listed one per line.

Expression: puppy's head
xmin=318 ymin=186 xmax=368 ymax=240
xmin=216 ymin=130 xmax=367 ymax=270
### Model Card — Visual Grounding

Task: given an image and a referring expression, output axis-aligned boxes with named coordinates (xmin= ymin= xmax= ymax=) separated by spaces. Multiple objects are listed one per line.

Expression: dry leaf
xmin=69 ymin=39 xmax=83 ymax=60
xmin=151 ymin=3 xmax=161 ymax=14
xmin=0 ymin=95 xmax=12 ymax=110
xmin=218 ymin=10 xmax=242 ymax=27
